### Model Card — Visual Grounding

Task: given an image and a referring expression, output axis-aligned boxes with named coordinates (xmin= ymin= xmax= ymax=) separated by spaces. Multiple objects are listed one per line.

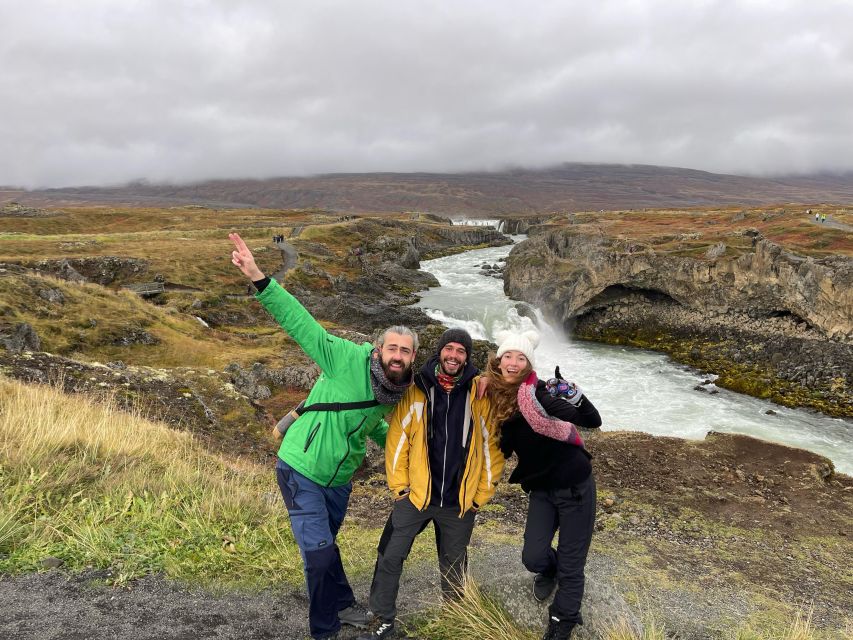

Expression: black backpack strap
xmin=300 ymin=399 xmax=380 ymax=412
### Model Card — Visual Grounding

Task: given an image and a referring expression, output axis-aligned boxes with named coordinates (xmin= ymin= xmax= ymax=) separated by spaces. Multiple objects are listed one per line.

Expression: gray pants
xmin=368 ymin=498 xmax=476 ymax=621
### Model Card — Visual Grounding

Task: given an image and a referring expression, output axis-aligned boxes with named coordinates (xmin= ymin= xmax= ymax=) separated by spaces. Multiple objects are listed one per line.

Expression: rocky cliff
xmin=504 ymin=227 xmax=853 ymax=415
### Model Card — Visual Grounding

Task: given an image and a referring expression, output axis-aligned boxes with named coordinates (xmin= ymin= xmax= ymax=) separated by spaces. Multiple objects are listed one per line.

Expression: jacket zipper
xmin=439 ymin=395 xmax=450 ymax=507
xmin=303 ymin=422 xmax=321 ymax=452
xmin=459 ymin=423 xmax=476 ymax=515
xmin=326 ymin=416 xmax=368 ymax=487
xmin=420 ymin=378 xmax=432 ymax=511
xmin=458 ymin=392 xmax=475 ymax=515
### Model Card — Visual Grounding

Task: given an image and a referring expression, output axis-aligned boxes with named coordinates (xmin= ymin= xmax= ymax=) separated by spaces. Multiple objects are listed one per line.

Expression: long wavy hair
xmin=486 ymin=354 xmax=533 ymax=425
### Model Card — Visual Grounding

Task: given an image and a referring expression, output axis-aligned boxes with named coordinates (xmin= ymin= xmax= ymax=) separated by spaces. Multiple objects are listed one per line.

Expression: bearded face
xmin=438 ymin=342 xmax=468 ymax=377
xmin=379 ymin=332 xmax=416 ymax=384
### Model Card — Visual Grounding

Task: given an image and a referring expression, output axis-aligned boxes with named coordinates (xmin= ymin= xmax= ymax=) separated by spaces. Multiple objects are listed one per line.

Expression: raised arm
xmin=229 ymin=232 xmax=349 ymax=375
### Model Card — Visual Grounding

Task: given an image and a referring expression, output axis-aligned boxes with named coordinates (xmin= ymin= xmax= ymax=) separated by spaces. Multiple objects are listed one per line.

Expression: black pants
xmin=522 ymin=474 xmax=596 ymax=625
xmin=368 ymin=498 xmax=476 ymax=621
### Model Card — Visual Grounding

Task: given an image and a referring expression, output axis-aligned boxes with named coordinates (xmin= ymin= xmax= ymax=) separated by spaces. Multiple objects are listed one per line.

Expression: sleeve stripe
xmin=480 ymin=415 xmax=492 ymax=486
xmin=392 ymin=432 xmax=407 ymax=472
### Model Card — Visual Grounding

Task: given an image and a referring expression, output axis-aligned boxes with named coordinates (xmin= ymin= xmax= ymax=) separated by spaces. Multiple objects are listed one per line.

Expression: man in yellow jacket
xmin=358 ymin=328 xmax=504 ymax=640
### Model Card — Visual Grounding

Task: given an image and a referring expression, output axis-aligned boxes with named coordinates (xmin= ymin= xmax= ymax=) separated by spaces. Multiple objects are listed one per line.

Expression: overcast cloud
xmin=2 ymin=0 xmax=852 ymax=188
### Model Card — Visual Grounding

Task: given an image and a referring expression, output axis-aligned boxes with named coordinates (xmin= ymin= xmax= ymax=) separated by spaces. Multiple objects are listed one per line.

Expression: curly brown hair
xmin=485 ymin=355 xmax=533 ymax=425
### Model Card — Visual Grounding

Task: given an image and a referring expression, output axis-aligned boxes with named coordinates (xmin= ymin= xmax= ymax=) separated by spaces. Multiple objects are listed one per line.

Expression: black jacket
xmin=500 ymin=381 xmax=602 ymax=492
xmin=415 ymin=356 xmax=479 ymax=508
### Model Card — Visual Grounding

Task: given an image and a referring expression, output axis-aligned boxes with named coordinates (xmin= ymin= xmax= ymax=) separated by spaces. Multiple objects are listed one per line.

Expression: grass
xmin=409 ymin=574 xmax=826 ymax=640
xmin=0 ymin=271 xmax=289 ymax=368
xmin=412 ymin=576 xmax=537 ymax=640
xmin=0 ymin=376 xmax=383 ymax=588
xmin=578 ymin=207 xmax=852 ymax=257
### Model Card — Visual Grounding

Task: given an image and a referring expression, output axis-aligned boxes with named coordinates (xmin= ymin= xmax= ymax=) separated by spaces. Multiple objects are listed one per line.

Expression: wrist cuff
xmin=253 ymin=276 xmax=271 ymax=293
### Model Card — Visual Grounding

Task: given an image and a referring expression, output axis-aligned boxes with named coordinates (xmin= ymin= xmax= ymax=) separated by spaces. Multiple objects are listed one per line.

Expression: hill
xmin=5 ymin=163 xmax=853 ymax=214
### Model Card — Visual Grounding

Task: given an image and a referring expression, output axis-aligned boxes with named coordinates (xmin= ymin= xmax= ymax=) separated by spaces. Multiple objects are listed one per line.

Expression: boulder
xmin=38 ymin=288 xmax=65 ymax=304
xmin=470 ymin=547 xmax=642 ymax=638
xmin=1 ymin=323 xmax=41 ymax=353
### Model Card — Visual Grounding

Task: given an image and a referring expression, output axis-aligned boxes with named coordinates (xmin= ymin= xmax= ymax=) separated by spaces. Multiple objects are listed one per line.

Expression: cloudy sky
xmin=2 ymin=0 xmax=852 ymax=188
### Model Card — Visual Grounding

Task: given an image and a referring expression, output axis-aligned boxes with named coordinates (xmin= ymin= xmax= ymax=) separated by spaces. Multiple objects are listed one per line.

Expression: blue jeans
xmin=276 ymin=458 xmax=354 ymax=639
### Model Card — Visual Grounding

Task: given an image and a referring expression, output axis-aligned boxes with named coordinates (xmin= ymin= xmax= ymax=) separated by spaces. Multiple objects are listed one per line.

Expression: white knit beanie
xmin=494 ymin=329 xmax=540 ymax=368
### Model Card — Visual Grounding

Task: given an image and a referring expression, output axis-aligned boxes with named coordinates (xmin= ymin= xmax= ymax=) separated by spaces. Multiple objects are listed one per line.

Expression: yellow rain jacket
xmin=385 ymin=374 xmax=504 ymax=516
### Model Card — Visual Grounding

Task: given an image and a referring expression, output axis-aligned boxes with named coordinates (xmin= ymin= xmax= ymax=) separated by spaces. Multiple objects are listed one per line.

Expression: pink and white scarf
xmin=516 ymin=371 xmax=584 ymax=446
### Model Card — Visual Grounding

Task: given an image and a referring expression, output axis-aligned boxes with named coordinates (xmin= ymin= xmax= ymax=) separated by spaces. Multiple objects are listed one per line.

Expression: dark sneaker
xmin=533 ymin=572 xmax=557 ymax=602
xmin=338 ymin=604 xmax=371 ymax=629
xmin=542 ymin=614 xmax=575 ymax=640
xmin=355 ymin=620 xmax=395 ymax=639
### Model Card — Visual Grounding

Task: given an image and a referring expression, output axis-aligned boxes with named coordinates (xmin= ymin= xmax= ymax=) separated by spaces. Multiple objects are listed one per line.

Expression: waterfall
xmin=413 ymin=240 xmax=853 ymax=474
xmin=450 ymin=218 xmax=500 ymax=228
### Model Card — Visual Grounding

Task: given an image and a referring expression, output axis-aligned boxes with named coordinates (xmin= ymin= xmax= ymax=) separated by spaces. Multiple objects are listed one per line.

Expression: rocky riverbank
xmin=503 ymin=213 xmax=852 ymax=416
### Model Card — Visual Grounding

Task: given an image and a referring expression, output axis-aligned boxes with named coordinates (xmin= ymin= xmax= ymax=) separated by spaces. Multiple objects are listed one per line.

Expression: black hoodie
xmin=414 ymin=356 xmax=480 ymax=509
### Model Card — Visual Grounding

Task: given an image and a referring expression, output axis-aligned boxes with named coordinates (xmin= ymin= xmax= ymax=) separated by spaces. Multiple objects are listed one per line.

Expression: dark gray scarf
xmin=370 ymin=347 xmax=413 ymax=405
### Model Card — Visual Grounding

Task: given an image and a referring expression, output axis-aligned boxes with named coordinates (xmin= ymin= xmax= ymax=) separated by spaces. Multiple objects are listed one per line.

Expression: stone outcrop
xmin=495 ymin=215 xmax=544 ymax=234
xmin=0 ymin=323 xmax=41 ymax=353
xmin=424 ymin=225 xmax=511 ymax=250
xmin=282 ymin=218 xmax=510 ymax=333
xmin=225 ymin=361 xmax=320 ymax=399
xmin=27 ymin=257 xmax=149 ymax=286
xmin=506 ymin=229 xmax=852 ymax=339
xmin=0 ymin=202 xmax=61 ymax=217
xmin=504 ymin=228 xmax=852 ymax=415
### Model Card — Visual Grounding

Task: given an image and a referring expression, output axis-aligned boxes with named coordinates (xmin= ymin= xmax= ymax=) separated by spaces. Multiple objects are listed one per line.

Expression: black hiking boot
xmin=355 ymin=619 xmax=395 ymax=639
xmin=533 ymin=572 xmax=557 ymax=602
xmin=542 ymin=614 xmax=575 ymax=640
xmin=338 ymin=604 xmax=371 ymax=629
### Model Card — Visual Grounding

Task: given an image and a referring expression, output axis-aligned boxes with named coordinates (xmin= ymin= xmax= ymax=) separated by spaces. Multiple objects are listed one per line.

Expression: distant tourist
xmin=229 ymin=232 xmax=418 ymax=640
xmin=486 ymin=330 xmax=602 ymax=640
xmin=358 ymin=328 xmax=504 ymax=640
xmin=821 ymin=213 xmax=827 ymax=223
xmin=814 ymin=212 xmax=820 ymax=222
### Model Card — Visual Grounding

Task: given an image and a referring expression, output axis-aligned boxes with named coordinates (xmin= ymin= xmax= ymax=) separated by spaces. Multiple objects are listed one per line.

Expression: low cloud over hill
xmin=5 ymin=164 xmax=853 ymax=215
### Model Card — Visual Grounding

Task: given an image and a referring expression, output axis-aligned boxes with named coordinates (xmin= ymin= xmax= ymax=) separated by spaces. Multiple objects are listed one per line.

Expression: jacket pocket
xmin=303 ymin=422 xmax=321 ymax=452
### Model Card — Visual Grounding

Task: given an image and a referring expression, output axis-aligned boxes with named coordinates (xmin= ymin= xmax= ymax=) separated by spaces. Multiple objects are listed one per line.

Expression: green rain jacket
xmin=257 ymin=279 xmax=390 ymax=487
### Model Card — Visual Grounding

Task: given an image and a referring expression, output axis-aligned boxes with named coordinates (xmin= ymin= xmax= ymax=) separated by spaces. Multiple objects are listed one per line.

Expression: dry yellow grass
xmin=0 ymin=270 xmax=289 ymax=367
xmin=0 ymin=376 xmax=378 ymax=586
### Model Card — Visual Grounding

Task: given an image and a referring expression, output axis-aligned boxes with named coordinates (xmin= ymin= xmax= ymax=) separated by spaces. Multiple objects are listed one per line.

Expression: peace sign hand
xmin=229 ymin=233 xmax=265 ymax=281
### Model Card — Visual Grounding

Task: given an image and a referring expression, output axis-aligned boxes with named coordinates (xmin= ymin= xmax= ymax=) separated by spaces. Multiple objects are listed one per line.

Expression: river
xmin=414 ymin=235 xmax=853 ymax=475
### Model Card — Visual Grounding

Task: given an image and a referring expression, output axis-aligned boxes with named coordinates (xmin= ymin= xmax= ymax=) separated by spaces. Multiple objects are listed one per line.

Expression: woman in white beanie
xmin=486 ymin=329 xmax=601 ymax=640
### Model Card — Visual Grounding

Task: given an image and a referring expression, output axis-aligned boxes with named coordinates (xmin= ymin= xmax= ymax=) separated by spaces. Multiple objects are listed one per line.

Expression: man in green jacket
xmin=229 ymin=233 xmax=418 ymax=640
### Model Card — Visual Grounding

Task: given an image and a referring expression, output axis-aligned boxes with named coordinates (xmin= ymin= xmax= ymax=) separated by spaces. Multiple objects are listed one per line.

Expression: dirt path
xmin=271 ymin=239 xmax=299 ymax=282
xmin=808 ymin=215 xmax=853 ymax=232
xmin=0 ymin=548 xmax=648 ymax=640
xmin=0 ymin=557 xmax=443 ymax=640
xmin=0 ymin=571 xmax=311 ymax=640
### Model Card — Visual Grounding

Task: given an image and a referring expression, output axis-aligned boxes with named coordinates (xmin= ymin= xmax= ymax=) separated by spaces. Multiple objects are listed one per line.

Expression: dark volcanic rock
xmin=29 ymin=256 xmax=149 ymax=285
xmin=0 ymin=323 xmax=41 ymax=353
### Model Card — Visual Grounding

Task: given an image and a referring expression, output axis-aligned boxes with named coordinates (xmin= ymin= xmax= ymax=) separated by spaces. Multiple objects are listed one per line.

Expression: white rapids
xmin=414 ymin=237 xmax=853 ymax=475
